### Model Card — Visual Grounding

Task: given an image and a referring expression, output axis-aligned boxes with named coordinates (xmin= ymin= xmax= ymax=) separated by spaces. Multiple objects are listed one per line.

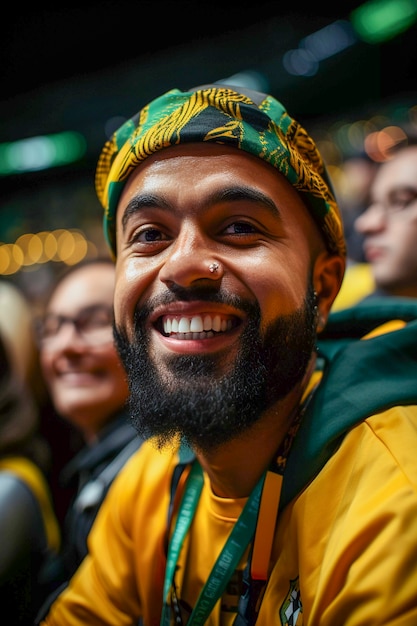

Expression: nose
xmin=354 ymin=203 xmax=387 ymax=235
xmin=158 ymin=223 xmax=223 ymax=287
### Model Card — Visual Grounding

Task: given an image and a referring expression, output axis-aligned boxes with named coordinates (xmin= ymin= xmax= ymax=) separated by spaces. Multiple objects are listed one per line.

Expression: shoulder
xmin=0 ymin=469 xmax=40 ymax=516
xmin=108 ymin=438 xmax=179 ymax=496
xmin=0 ymin=457 xmax=60 ymax=552
xmin=283 ymin=305 xmax=417 ymax=508
xmin=307 ymin=405 xmax=417 ymax=527
xmin=362 ymin=405 xmax=417 ymax=486
xmin=86 ymin=439 xmax=180 ymax=552
xmin=297 ymin=404 xmax=417 ymax=512
xmin=0 ymin=469 xmax=46 ymax=580
xmin=0 ymin=457 xmax=48 ymax=511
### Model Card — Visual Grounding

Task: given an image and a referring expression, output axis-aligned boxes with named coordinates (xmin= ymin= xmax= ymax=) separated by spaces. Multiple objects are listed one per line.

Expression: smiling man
xmin=38 ymin=85 xmax=417 ymax=626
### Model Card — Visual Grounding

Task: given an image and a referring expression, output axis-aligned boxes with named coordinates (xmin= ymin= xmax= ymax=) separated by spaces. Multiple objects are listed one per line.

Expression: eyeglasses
xmin=37 ymin=304 xmax=114 ymax=349
xmin=366 ymin=189 xmax=417 ymax=219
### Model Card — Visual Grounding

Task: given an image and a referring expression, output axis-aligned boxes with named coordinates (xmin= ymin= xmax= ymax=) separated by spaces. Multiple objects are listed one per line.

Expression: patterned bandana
xmin=95 ymin=85 xmax=346 ymax=259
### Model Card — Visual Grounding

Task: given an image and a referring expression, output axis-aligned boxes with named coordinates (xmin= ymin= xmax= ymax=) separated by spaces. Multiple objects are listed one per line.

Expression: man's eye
xmin=223 ymin=222 xmax=257 ymax=234
xmin=144 ymin=228 xmax=165 ymax=241
xmin=132 ymin=228 xmax=167 ymax=243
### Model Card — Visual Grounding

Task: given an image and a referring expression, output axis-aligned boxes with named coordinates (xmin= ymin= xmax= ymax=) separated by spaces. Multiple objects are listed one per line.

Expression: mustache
xmin=131 ymin=286 xmax=258 ymax=327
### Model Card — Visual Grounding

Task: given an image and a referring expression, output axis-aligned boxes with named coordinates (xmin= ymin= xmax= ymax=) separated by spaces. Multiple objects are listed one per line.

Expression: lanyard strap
xmin=162 ymin=460 xmax=204 ymax=610
xmin=161 ymin=383 xmax=319 ymax=626
xmin=188 ymin=475 xmax=264 ymax=625
xmin=161 ymin=465 xmax=265 ymax=626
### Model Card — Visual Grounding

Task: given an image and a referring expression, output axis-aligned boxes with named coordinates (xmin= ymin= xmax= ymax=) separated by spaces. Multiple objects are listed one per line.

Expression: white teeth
xmin=212 ymin=315 xmax=221 ymax=332
xmin=190 ymin=316 xmax=203 ymax=332
xmin=178 ymin=318 xmax=190 ymax=333
xmin=162 ymin=314 xmax=233 ymax=337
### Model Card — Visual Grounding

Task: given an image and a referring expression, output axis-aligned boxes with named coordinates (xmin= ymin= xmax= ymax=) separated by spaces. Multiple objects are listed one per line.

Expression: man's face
xmin=113 ymin=143 xmax=325 ymax=451
xmin=354 ymin=146 xmax=417 ymax=297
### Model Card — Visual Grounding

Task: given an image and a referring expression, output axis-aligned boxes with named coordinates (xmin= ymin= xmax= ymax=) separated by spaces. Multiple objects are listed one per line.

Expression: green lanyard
xmin=160 ymin=384 xmax=319 ymax=625
xmin=161 ymin=461 xmax=265 ymax=626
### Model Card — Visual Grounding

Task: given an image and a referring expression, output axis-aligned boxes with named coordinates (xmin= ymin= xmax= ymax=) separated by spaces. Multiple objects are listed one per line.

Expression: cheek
xmin=389 ymin=221 xmax=417 ymax=254
xmin=393 ymin=227 xmax=417 ymax=267
xmin=114 ymin=258 xmax=151 ymax=327
xmin=40 ymin=352 xmax=54 ymax=380
xmin=79 ymin=348 xmax=128 ymax=398
xmin=101 ymin=355 xmax=128 ymax=390
xmin=252 ymin=256 xmax=309 ymax=321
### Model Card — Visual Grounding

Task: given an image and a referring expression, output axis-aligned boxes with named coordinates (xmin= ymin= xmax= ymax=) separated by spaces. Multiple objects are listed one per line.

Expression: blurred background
xmin=1 ymin=0 xmax=416 ymax=307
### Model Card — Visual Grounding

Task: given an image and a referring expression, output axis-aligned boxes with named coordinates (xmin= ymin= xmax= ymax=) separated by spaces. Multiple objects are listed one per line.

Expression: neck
xmin=197 ymin=356 xmax=317 ymax=498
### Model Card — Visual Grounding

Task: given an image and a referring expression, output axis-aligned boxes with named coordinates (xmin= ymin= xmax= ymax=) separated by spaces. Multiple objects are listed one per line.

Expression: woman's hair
xmin=0 ymin=331 xmax=50 ymax=467
xmin=42 ymin=256 xmax=115 ymax=309
xmin=0 ymin=280 xmax=50 ymax=470
xmin=0 ymin=280 xmax=39 ymax=390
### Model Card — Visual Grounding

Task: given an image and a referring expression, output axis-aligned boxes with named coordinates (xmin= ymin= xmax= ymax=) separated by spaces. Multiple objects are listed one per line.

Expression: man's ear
xmin=313 ymin=252 xmax=345 ymax=331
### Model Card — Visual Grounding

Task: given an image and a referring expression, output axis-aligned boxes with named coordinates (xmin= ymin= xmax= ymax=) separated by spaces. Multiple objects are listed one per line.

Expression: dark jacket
xmin=0 ymin=334 xmax=60 ymax=626
xmin=42 ymin=413 xmax=142 ymax=589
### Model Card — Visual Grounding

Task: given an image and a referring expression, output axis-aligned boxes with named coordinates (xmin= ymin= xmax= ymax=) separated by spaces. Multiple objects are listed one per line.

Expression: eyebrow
xmin=45 ymin=304 xmax=113 ymax=319
xmin=121 ymin=185 xmax=280 ymax=234
xmin=369 ymin=186 xmax=417 ymax=206
xmin=121 ymin=193 xmax=172 ymax=233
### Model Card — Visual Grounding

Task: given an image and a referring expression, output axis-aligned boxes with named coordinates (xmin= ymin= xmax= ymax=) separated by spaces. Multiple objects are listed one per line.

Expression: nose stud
xmin=209 ymin=262 xmax=219 ymax=273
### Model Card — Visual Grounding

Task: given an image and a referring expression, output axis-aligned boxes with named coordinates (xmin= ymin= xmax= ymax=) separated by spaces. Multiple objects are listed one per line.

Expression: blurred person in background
xmin=0 ymin=274 xmax=83 ymax=529
xmin=330 ymin=155 xmax=377 ymax=310
xmin=36 ymin=258 xmax=143 ymax=593
xmin=334 ymin=155 xmax=376 ymax=264
xmin=0 ymin=279 xmax=60 ymax=626
xmin=0 ymin=278 xmax=42 ymax=395
xmin=354 ymin=140 xmax=417 ymax=300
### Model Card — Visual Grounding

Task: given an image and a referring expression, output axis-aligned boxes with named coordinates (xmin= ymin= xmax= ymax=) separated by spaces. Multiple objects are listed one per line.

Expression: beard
xmin=114 ymin=282 xmax=318 ymax=453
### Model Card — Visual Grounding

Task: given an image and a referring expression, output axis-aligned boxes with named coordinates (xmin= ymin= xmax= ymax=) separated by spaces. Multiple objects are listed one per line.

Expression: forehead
xmin=374 ymin=147 xmax=417 ymax=191
xmin=48 ymin=265 xmax=115 ymax=313
xmin=118 ymin=143 xmax=318 ymax=232
xmin=120 ymin=142 xmax=278 ymax=190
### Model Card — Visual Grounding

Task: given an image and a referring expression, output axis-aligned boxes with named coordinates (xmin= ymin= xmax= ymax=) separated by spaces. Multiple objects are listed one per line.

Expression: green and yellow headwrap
xmin=95 ymin=84 xmax=346 ymax=259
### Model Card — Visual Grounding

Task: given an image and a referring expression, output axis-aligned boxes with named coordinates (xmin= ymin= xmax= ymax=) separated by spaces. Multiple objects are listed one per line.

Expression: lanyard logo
xmin=279 ymin=576 xmax=302 ymax=626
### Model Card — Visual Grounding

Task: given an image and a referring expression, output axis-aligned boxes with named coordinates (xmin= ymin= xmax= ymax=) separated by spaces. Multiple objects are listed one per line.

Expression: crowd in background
xmin=1 ymin=108 xmax=417 ymax=621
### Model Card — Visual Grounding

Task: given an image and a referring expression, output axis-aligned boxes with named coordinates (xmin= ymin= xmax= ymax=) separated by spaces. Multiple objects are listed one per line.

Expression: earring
xmin=313 ymin=290 xmax=319 ymax=320
xmin=317 ymin=314 xmax=326 ymax=332
xmin=312 ymin=290 xmax=323 ymax=332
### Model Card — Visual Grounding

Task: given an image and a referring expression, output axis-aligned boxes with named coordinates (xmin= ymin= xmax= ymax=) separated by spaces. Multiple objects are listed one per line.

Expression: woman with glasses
xmin=37 ymin=257 xmax=143 ymax=601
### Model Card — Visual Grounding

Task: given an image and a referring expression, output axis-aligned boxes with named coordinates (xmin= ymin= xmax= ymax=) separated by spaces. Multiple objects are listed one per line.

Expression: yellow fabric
xmin=363 ymin=319 xmax=406 ymax=338
xmin=332 ymin=263 xmax=375 ymax=311
xmin=0 ymin=457 xmax=60 ymax=552
xmin=41 ymin=400 xmax=417 ymax=626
